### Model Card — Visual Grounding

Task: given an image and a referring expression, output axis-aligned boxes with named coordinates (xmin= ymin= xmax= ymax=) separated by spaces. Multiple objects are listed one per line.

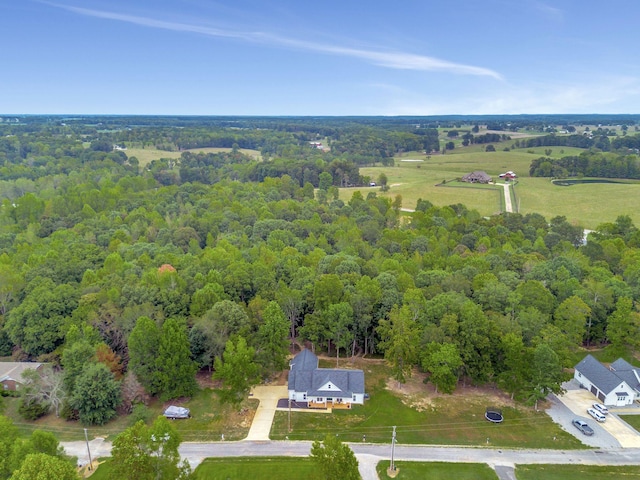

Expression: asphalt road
xmin=62 ymin=439 xmax=640 ymax=470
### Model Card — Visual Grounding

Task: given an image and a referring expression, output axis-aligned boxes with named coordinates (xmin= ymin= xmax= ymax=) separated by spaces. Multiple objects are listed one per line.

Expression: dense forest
xmin=1 ymin=116 xmax=640 ymax=427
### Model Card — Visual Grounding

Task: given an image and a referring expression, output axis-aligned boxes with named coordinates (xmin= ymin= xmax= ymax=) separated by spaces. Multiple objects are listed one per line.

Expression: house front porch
xmin=309 ymin=399 xmax=352 ymax=409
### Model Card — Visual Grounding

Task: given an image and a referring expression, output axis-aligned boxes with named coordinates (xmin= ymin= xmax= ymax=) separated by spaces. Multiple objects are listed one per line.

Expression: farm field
xmin=270 ymin=358 xmax=582 ymax=449
xmin=125 ymin=146 xmax=262 ymax=167
xmin=348 ymin=147 xmax=640 ymax=229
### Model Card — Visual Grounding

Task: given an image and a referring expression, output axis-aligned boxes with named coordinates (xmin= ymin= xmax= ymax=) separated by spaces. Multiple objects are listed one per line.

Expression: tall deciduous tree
xmin=111 ymin=416 xmax=194 ymax=480
xmin=526 ymin=343 xmax=564 ymax=410
xmin=310 ymin=434 xmax=361 ymax=480
xmin=156 ymin=318 xmax=198 ymax=400
xmin=213 ymin=336 xmax=259 ymax=405
xmin=422 ymin=342 xmax=462 ymax=394
xmin=70 ymin=363 xmax=121 ymax=425
xmin=256 ymin=301 xmax=290 ymax=375
xmin=128 ymin=316 xmax=162 ymax=395
xmin=553 ymin=295 xmax=591 ymax=347
xmin=377 ymin=305 xmax=419 ymax=384
xmin=9 ymin=453 xmax=78 ymax=480
xmin=607 ymin=297 xmax=640 ymax=351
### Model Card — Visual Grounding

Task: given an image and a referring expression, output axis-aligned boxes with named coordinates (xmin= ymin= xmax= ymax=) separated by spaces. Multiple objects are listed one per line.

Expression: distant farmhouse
xmin=499 ymin=170 xmax=517 ymax=180
xmin=0 ymin=362 xmax=43 ymax=391
xmin=461 ymin=171 xmax=492 ymax=184
xmin=288 ymin=349 xmax=365 ymax=409
xmin=574 ymin=354 xmax=640 ymax=406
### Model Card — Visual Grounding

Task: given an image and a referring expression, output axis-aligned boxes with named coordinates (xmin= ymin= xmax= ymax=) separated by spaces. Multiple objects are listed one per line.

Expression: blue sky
xmin=2 ymin=0 xmax=640 ymax=115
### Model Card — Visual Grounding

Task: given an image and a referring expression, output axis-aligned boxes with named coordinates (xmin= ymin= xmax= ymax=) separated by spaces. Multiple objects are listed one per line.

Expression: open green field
xmin=4 ymin=386 xmax=257 ymax=442
xmin=193 ymin=457 xmax=321 ymax=480
xmin=271 ymin=359 xmax=582 ymax=449
xmin=377 ymin=461 xmax=497 ymax=480
xmin=619 ymin=415 xmax=640 ymax=432
xmin=515 ymin=464 xmax=640 ymax=479
xmin=125 ymin=146 xmax=262 ymax=167
xmin=346 ymin=146 xmax=640 ymax=229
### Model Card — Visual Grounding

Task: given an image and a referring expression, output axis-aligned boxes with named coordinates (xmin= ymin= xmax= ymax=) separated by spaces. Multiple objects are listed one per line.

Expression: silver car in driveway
xmin=572 ymin=419 xmax=594 ymax=436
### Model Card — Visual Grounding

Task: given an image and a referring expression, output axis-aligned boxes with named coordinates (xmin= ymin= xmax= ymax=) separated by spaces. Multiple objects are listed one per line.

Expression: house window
xmin=353 ymin=395 xmax=356 ymax=401
xmin=317 ymin=397 xmax=323 ymax=402
xmin=619 ymin=396 xmax=626 ymax=402
xmin=578 ymin=373 xmax=582 ymax=377
xmin=303 ymin=394 xmax=306 ymax=400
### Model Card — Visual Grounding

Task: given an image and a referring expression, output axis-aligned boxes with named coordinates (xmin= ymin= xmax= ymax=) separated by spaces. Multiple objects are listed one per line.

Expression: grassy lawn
xmin=271 ymin=359 xmax=582 ymax=449
xmin=193 ymin=457 xmax=321 ymax=480
xmin=83 ymin=458 xmax=111 ymax=480
xmin=515 ymin=464 xmax=640 ymax=479
xmin=619 ymin=415 xmax=640 ymax=432
xmin=91 ymin=457 xmax=321 ymax=480
xmin=4 ymin=387 xmax=257 ymax=442
xmin=376 ymin=460 xmax=497 ymax=480
xmin=350 ymin=146 xmax=640 ymax=229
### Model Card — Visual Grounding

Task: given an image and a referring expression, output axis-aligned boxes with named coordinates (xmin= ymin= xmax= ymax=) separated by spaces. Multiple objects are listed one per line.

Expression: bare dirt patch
xmin=384 ymin=368 xmax=517 ymax=413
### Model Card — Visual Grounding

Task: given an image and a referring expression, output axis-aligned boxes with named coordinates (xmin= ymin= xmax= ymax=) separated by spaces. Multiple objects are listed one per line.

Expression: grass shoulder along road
xmin=91 ymin=457 xmax=323 ymax=480
xmin=376 ymin=460 xmax=498 ymax=480
xmin=515 ymin=464 xmax=640 ymax=479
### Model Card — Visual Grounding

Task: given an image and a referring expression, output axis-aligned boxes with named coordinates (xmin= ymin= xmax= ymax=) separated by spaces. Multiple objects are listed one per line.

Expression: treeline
xmin=515 ymin=134 xmax=609 ymax=150
xmin=529 ymin=151 xmax=640 ymax=178
xmin=1 ymin=121 xmax=640 ymax=425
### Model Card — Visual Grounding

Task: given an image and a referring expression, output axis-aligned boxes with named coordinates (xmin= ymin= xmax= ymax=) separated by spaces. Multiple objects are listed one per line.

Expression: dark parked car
xmin=572 ymin=419 xmax=594 ymax=436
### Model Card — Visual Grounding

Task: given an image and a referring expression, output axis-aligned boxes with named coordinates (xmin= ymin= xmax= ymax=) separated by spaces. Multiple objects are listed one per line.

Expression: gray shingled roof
xmin=575 ymin=354 xmax=633 ymax=394
xmin=288 ymin=349 xmax=365 ymax=397
xmin=308 ymin=369 xmax=365 ymax=397
xmin=289 ymin=349 xmax=319 ymax=372
xmin=610 ymin=358 xmax=640 ymax=390
xmin=0 ymin=362 xmax=43 ymax=383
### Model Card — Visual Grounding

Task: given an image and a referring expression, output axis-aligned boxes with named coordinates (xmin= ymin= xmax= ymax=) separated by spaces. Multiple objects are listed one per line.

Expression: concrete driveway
xmin=553 ymin=387 xmax=640 ymax=448
xmin=245 ymin=385 xmax=289 ymax=441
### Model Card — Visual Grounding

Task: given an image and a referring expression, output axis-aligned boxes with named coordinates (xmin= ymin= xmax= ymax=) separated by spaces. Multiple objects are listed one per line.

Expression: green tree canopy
xmin=310 ymin=434 xmax=361 ymax=480
xmin=213 ymin=336 xmax=259 ymax=405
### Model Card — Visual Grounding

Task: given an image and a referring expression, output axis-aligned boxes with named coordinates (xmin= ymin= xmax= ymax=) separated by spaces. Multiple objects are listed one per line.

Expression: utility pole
xmin=84 ymin=428 xmax=93 ymax=471
xmin=390 ymin=426 xmax=397 ymax=472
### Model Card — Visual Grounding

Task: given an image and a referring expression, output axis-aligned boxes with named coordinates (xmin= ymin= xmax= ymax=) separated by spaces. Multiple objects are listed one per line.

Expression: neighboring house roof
xmin=288 ymin=349 xmax=365 ymax=397
xmin=575 ymin=354 xmax=637 ymax=394
xmin=0 ymin=362 xmax=43 ymax=384
xmin=461 ymin=171 xmax=492 ymax=183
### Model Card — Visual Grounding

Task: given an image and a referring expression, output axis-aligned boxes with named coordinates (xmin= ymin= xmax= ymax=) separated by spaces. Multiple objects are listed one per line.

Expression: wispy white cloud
xmin=533 ymin=2 xmax=564 ymax=22
xmin=366 ymin=76 xmax=640 ymax=115
xmin=43 ymin=1 xmax=502 ymax=80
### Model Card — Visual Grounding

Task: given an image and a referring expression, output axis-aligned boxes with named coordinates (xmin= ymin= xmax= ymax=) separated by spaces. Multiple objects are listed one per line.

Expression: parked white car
xmin=592 ymin=402 xmax=609 ymax=415
xmin=587 ymin=407 xmax=606 ymax=422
